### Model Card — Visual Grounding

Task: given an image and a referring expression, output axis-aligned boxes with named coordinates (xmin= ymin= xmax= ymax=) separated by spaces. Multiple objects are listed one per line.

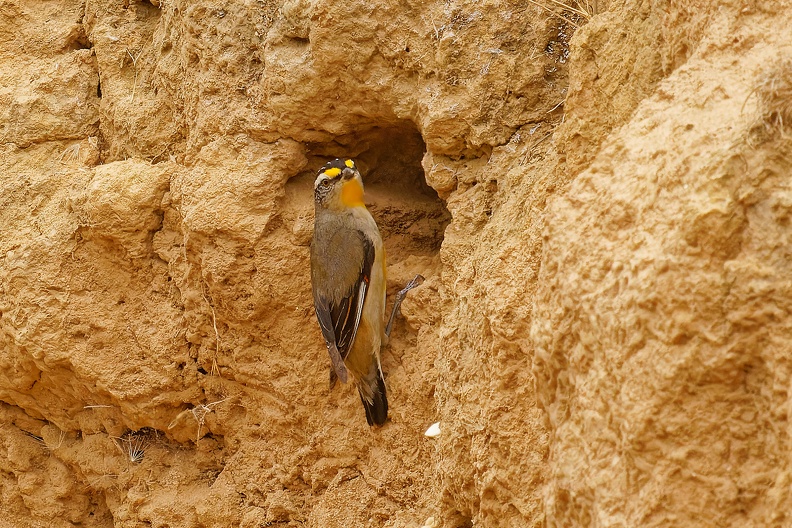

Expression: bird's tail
xmin=359 ymin=370 xmax=388 ymax=426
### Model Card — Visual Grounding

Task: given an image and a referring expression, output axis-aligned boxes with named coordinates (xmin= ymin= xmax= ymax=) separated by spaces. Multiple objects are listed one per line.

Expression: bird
xmin=310 ymin=159 xmax=426 ymax=426
xmin=310 ymin=158 xmax=389 ymax=426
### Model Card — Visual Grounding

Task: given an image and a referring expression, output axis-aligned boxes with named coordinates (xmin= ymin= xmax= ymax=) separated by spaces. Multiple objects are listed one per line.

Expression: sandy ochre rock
xmin=2 ymin=0 xmax=792 ymax=526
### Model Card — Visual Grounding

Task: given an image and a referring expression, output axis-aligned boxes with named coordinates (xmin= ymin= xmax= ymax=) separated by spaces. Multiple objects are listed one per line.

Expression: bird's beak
xmin=341 ymin=168 xmax=356 ymax=180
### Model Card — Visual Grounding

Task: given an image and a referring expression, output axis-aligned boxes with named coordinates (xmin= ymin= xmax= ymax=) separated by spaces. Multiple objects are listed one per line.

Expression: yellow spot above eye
xmin=323 ymin=167 xmax=342 ymax=178
xmin=344 ymin=159 xmax=355 ymax=168
xmin=341 ymin=178 xmax=365 ymax=207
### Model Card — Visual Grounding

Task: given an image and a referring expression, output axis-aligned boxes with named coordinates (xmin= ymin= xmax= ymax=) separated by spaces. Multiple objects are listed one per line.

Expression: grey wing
xmin=313 ymin=231 xmax=375 ymax=383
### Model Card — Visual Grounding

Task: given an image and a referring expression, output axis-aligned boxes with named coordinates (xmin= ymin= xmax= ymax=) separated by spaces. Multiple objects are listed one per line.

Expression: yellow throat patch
xmin=341 ymin=178 xmax=365 ymax=208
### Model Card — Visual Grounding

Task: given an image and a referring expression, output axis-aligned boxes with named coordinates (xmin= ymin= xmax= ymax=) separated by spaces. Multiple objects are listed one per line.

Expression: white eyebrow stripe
xmin=315 ymin=174 xmax=329 ymax=188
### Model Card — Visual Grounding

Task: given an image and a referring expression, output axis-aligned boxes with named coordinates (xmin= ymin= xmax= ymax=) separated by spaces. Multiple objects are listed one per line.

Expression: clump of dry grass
xmin=527 ymin=0 xmax=597 ymax=29
xmin=753 ymin=58 xmax=792 ymax=131
xmin=113 ymin=431 xmax=150 ymax=464
xmin=743 ymin=57 xmax=792 ymax=145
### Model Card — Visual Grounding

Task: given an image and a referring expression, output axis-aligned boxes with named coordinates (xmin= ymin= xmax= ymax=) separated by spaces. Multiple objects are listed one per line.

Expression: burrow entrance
xmin=300 ymin=123 xmax=451 ymax=272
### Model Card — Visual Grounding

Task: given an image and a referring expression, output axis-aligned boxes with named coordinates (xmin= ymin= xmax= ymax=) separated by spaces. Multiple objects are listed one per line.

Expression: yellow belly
xmin=345 ymin=317 xmax=378 ymax=380
xmin=344 ymin=236 xmax=386 ymax=401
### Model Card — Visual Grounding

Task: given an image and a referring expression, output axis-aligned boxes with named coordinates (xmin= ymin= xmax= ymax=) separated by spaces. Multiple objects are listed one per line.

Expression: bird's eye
xmin=321 ymin=179 xmax=331 ymax=187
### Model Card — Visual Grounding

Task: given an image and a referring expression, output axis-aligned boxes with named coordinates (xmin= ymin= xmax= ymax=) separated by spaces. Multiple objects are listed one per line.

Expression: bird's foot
xmin=385 ymin=274 xmax=425 ymax=337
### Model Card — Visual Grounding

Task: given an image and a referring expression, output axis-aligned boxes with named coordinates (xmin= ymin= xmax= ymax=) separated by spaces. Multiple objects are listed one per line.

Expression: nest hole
xmin=306 ymin=123 xmax=451 ymax=271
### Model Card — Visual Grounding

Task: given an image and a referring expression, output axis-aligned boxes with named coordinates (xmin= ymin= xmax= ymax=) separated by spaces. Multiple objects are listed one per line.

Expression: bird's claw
xmin=398 ymin=274 xmax=425 ymax=298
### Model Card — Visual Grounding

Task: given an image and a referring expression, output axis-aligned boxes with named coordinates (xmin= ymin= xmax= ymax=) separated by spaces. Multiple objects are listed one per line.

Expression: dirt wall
xmin=2 ymin=0 xmax=791 ymax=526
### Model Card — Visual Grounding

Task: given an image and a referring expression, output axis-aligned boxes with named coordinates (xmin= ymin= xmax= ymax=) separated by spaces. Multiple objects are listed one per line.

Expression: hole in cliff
xmin=308 ymin=124 xmax=450 ymax=268
xmin=65 ymin=25 xmax=92 ymax=51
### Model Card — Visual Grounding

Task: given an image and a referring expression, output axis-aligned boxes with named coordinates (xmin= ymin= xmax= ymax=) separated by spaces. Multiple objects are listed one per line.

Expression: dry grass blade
xmin=167 ymin=397 xmax=230 ymax=442
xmin=25 ymin=429 xmax=65 ymax=451
xmin=190 ymin=398 xmax=229 ymax=441
xmin=125 ymin=48 xmax=144 ymax=103
xmin=201 ymin=282 xmax=222 ymax=378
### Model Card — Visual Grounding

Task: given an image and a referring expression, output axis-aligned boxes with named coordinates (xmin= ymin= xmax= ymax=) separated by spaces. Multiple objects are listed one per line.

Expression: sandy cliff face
xmin=1 ymin=0 xmax=791 ymax=526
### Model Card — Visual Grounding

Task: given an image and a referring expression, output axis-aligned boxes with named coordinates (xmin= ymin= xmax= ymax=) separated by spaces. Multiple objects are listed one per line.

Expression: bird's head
xmin=314 ymin=158 xmax=366 ymax=210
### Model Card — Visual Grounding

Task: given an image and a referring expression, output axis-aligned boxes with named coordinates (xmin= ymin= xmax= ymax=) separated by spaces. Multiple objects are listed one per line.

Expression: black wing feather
xmin=314 ymin=300 xmax=348 ymax=383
